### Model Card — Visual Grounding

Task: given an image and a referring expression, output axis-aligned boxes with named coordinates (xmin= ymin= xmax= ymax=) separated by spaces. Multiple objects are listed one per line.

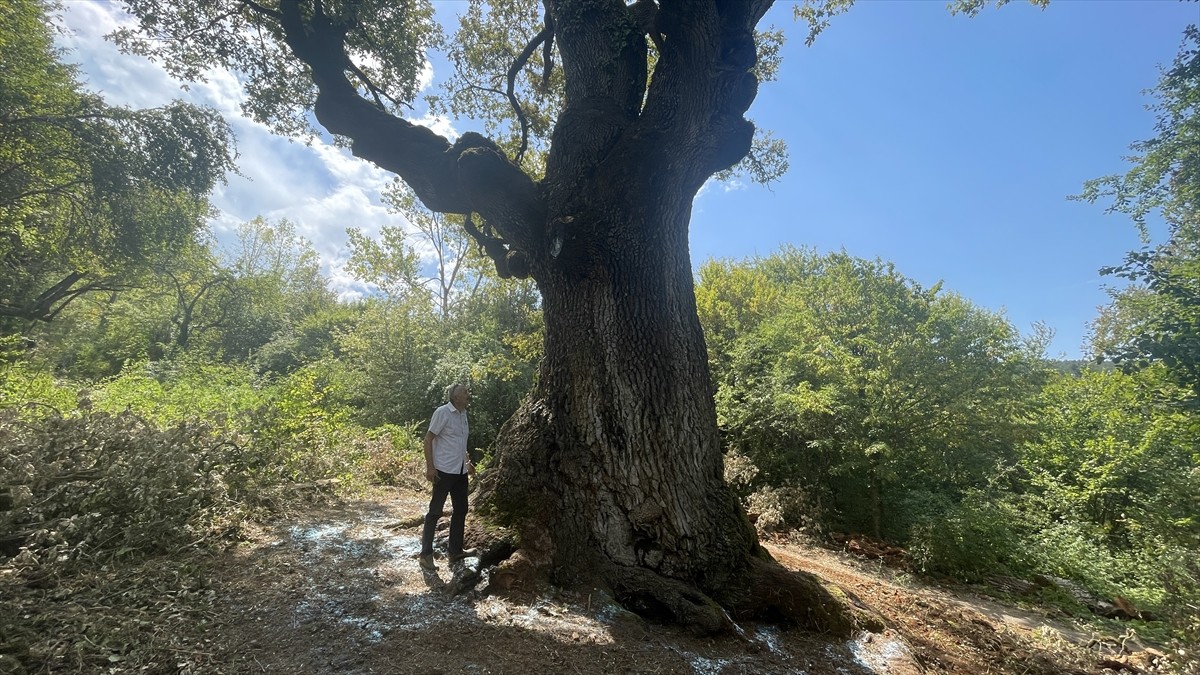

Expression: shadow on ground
xmin=197 ymin=496 xmax=911 ymax=675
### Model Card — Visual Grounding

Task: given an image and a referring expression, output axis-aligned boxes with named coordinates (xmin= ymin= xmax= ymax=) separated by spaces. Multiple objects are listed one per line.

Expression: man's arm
xmin=424 ymin=431 xmax=437 ymax=482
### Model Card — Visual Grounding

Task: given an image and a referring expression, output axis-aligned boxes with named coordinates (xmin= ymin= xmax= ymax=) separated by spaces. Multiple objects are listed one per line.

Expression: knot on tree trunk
xmin=708 ymin=117 xmax=755 ymax=175
xmin=454 ymin=134 xmax=542 ymax=247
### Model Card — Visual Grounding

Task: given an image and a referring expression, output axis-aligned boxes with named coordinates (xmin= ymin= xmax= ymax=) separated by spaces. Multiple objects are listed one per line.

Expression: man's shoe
xmin=418 ymin=553 xmax=436 ymax=570
xmin=448 ymin=548 xmax=478 ymax=562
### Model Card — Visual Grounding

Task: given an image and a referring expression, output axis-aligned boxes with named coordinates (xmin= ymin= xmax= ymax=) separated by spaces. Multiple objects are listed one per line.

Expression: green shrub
xmin=1160 ymin=551 xmax=1200 ymax=657
xmin=246 ymin=361 xmax=356 ymax=485
xmin=0 ymin=409 xmax=241 ymax=567
xmin=1023 ymin=519 xmax=1168 ymax=607
xmin=0 ymin=355 xmax=78 ymax=421
xmin=93 ymin=358 xmax=265 ymax=429
xmin=906 ymin=490 xmax=1028 ymax=581
xmin=350 ymin=424 xmax=425 ymax=488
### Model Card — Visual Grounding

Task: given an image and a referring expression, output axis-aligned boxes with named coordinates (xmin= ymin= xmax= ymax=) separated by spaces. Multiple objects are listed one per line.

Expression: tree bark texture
xmin=271 ymin=0 xmax=859 ymax=635
xmin=477 ymin=174 xmax=855 ymax=635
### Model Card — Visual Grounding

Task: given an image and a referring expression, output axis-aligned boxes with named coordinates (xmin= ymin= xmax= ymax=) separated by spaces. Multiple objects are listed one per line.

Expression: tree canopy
xmin=1080 ymin=25 xmax=1200 ymax=406
xmin=0 ymin=0 xmax=236 ymax=330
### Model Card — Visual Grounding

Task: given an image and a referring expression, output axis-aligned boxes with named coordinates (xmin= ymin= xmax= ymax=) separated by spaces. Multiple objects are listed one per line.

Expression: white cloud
xmin=309 ymin=141 xmax=396 ymax=189
xmin=55 ymin=4 xmax=174 ymax=108
xmin=409 ymin=112 xmax=459 ymax=141
xmin=55 ymin=3 xmax=244 ymax=116
xmin=52 ymin=1 xmax=465 ymax=301
xmin=417 ymin=57 xmax=436 ymax=94
xmin=694 ymin=178 xmax=714 ymax=207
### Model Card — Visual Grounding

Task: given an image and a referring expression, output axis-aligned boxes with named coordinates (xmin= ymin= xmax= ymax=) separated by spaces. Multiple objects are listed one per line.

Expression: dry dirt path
xmin=189 ymin=490 xmax=1159 ymax=674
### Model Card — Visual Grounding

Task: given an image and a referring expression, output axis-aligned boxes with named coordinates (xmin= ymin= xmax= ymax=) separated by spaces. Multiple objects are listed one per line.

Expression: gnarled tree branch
xmin=274 ymin=0 xmax=543 ymax=249
xmin=507 ymin=23 xmax=553 ymax=163
xmin=0 ymin=272 xmax=132 ymax=322
xmin=540 ymin=7 xmax=556 ymax=90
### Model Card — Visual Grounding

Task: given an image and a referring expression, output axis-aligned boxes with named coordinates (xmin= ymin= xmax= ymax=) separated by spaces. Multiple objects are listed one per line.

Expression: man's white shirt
xmin=428 ymin=401 xmax=469 ymax=473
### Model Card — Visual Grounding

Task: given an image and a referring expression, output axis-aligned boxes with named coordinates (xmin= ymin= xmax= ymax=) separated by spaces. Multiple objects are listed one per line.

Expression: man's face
xmin=451 ymin=386 xmax=471 ymax=410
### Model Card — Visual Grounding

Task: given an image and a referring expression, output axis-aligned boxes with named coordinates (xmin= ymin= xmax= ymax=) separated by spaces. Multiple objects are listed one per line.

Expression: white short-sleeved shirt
xmin=428 ymin=401 xmax=469 ymax=473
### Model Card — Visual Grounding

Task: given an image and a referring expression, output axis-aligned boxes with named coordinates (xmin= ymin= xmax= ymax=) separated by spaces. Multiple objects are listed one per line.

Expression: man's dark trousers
xmin=421 ymin=470 xmax=468 ymax=556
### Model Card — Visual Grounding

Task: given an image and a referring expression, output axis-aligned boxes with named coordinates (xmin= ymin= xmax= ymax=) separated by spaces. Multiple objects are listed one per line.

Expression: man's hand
xmin=426 ymin=467 xmax=437 ymax=482
xmin=466 ymin=461 xmax=476 ymax=476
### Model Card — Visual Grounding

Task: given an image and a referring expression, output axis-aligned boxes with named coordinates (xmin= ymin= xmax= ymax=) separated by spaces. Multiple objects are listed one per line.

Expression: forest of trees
xmin=2 ymin=0 xmax=1198 ymax=665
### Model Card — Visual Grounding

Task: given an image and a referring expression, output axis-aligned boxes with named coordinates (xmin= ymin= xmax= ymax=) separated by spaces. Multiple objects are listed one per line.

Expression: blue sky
xmin=55 ymin=1 xmax=1197 ymax=359
xmin=692 ymin=1 xmax=1197 ymax=359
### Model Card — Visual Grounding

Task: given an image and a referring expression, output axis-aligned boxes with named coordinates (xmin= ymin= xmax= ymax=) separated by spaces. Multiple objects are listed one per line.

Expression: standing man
xmin=419 ymin=383 xmax=475 ymax=570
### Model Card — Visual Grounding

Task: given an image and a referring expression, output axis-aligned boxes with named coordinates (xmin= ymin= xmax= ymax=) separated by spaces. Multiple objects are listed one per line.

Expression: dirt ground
xmin=3 ymin=486 xmax=1186 ymax=674
xmin=174 ymin=488 xmax=1180 ymax=675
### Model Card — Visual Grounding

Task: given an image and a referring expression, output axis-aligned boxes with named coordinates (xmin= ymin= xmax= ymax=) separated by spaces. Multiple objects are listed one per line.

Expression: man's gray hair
xmin=446 ymin=382 xmax=468 ymax=400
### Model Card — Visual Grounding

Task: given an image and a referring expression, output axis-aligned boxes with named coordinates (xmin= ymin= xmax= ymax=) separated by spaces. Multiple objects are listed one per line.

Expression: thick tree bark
xmin=484 ymin=165 xmax=745 ymax=579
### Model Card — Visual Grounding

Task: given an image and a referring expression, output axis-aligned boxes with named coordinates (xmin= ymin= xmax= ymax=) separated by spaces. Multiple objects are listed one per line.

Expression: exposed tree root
xmin=464 ymin=522 xmax=876 ymax=638
xmin=607 ymin=564 xmax=735 ymax=636
xmin=595 ymin=554 xmax=878 ymax=638
xmin=715 ymin=554 xmax=882 ymax=637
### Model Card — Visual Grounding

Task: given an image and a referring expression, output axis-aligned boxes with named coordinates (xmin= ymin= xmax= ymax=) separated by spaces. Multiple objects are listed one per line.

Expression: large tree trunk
xmin=484 ymin=168 xmax=743 ymax=579
xmin=477 ymin=160 xmax=856 ymax=635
